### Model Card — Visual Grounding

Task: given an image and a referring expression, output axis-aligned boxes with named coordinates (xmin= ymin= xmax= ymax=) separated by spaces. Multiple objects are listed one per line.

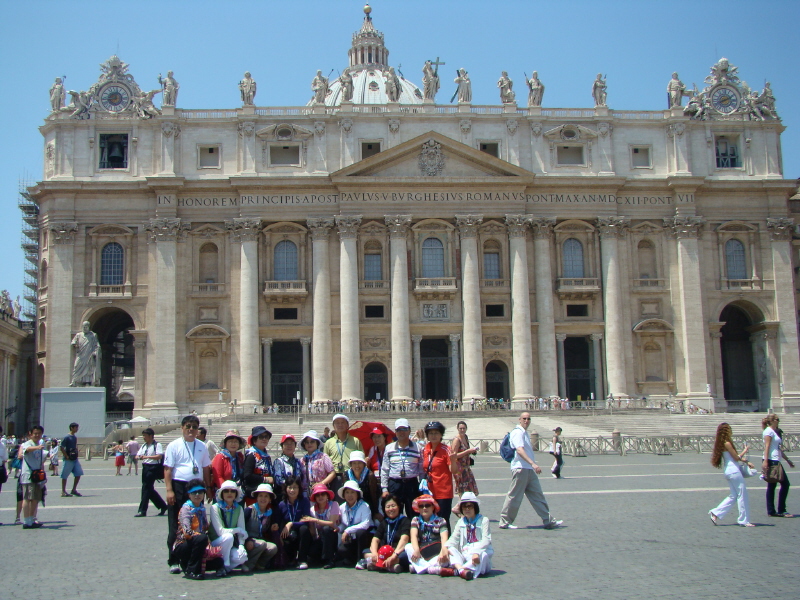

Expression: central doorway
xmin=271 ymin=341 xmax=303 ymax=406
xmin=565 ymin=336 xmax=594 ymax=402
xmin=420 ymin=338 xmax=450 ymax=399
xmin=720 ymin=305 xmax=757 ymax=401
xmin=485 ymin=360 xmax=509 ymax=399
xmin=364 ymin=362 xmax=388 ymax=400
xmin=91 ymin=308 xmax=135 ymax=412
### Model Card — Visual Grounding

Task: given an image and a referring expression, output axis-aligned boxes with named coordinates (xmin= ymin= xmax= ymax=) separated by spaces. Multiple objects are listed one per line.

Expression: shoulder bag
xmin=763 ymin=462 xmax=784 ymax=484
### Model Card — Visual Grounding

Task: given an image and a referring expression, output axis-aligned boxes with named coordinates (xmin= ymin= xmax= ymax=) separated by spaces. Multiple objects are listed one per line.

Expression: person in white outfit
xmin=437 ymin=492 xmax=493 ymax=580
xmin=209 ymin=480 xmax=249 ymax=575
xmin=709 ymin=422 xmax=755 ymax=527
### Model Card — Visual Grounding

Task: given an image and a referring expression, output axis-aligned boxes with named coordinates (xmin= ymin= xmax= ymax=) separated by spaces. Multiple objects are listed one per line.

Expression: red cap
xmin=371 ymin=427 xmax=386 ymax=436
xmin=280 ymin=434 xmax=296 ymax=445
xmin=375 ymin=544 xmax=395 ymax=569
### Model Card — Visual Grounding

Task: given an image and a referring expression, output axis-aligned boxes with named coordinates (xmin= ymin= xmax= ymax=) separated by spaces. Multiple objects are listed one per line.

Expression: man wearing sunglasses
xmin=499 ymin=413 xmax=563 ymax=530
xmin=163 ymin=415 xmax=213 ymax=574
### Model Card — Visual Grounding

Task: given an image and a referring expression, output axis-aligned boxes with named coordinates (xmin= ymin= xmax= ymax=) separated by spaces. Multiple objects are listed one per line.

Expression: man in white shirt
xmin=134 ymin=428 xmax=167 ymax=518
xmin=499 ymin=412 xmax=563 ymax=530
xmin=197 ymin=427 xmax=218 ymax=460
xmin=164 ymin=415 xmax=212 ymax=574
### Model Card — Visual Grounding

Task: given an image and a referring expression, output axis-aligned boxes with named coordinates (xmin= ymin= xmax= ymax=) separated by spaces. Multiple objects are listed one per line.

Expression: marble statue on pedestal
xmin=70 ymin=321 xmax=101 ymax=387
xmin=454 ymin=68 xmax=471 ymax=103
xmin=311 ymin=70 xmax=329 ymax=104
xmin=592 ymin=73 xmax=607 ymax=107
xmin=527 ymin=71 xmax=544 ymax=107
xmin=667 ymin=72 xmax=689 ymax=108
xmin=498 ymin=71 xmax=515 ymax=104
xmin=12 ymin=296 xmax=21 ymax=319
xmin=339 ymin=68 xmax=354 ymax=102
xmin=134 ymin=89 xmax=162 ymax=118
xmin=239 ymin=72 xmax=257 ymax=105
xmin=49 ymin=78 xmax=65 ymax=112
xmin=158 ymin=71 xmax=179 ymax=106
xmin=384 ymin=67 xmax=401 ymax=102
xmin=422 ymin=60 xmax=440 ymax=101
xmin=68 ymin=90 xmax=92 ymax=119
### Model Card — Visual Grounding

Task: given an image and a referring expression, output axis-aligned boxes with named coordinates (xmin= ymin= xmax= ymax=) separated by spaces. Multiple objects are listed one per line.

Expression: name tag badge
xmin=192 ymin=466 xmax=199 ymax=475
xmin=337 ymin=463 xmax=344 ymax=472
xmin=400 ymin=469 xmax=406 ymax=478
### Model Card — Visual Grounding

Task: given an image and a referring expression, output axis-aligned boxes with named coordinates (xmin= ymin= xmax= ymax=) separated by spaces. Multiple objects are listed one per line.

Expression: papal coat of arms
xmin=418 ymin=138 xmax=445 ymax=176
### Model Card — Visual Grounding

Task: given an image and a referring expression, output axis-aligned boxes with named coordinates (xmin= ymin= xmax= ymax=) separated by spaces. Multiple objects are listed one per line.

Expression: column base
xmin=462 ymin=394 xmax=485 ymax=402
xmin=147 ymin=403 xmax=180 ymax=418
xmin=512 ymin=394 xmax=534 ymax=401
xmin=391 ymin=395 xmax=413 ymax=402
xmin=237 ymin=399 xmax=259 ymax=407
xmin=774 ymin=393 xmax=800 ymax=413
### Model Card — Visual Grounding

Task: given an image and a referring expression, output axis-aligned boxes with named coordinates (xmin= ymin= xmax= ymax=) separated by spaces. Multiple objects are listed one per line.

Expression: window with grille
xmin=421 ymin=237 xmax=445 ymax=278
xmin=364 ymin=253 xmax=382 ymax=281
xmin=562 ymin=238 xmax=584 ymax=278
xmin=274 ymin=240 xmax=298 ymax=281
xmin=100 ymin=242 xmax=124 ymax=285
xmin=725 ymin=239 xmax=747 ymax=279
xmin=483 ymin=251 xmax=501 ymax=279
xmin=715 ymin=136 xmax=740 ymax=168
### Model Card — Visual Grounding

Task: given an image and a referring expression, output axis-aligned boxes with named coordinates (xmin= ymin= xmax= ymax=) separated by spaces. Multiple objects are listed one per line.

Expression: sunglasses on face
xmin=417 ymin=503 xmax=433 ymax=509
xmin=520 ymin=418 xmax=531 ymax=421
xmin=189 ymin=491 xmax=205 ymax=496
xmin=257 ymin=434 xmax=271 ymax=440
xmin=396 ymin=427 xmax=410 ymax=432
xmin=183 ymin=424 xmax=199 ymax=430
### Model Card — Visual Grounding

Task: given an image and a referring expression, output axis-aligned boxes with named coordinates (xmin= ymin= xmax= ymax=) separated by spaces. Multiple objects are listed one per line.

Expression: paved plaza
xmin=1 ymin=452 xmax=797 ymax=599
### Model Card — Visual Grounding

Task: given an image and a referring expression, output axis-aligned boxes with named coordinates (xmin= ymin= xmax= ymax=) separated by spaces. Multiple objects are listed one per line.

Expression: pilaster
xmin=456 ymin=214 xmax=484 ymax=400
xmin=47 ymin=222 xmax=78 ymax=387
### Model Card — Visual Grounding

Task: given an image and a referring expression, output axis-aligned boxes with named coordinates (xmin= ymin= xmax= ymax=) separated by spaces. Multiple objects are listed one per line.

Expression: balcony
xmin=89 ymin=283 xmax=132 ymax=298
xmin=190 ymin=283 xmax=227 ymax=297
xmin=359 ymin=280 xmax=389 ymax=293
xmin=481 ymin=279 xmax=510 ymax=291
xmin=722 ymin=278 xmax=763 ymax=291
xmin=263 ymin=280 xmax=308 ymax=303
xmin=413 ymin=277 xmax=458 ymax=300
xmin=632 ymin=278 xmax=668 ymax=291
xmin=556 ymin=277 xmax=601 ymax=300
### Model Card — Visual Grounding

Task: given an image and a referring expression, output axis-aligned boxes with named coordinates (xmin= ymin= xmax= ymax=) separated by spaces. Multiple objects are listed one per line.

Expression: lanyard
xmin=287 ymin=500 xmax=298 ymax=523
xmin=183 ymin=440 xmax=198 ymax=472
xmin=345 ymin=499 xmax=364 ymax=525
xmin=385 ymin=516 xmax=401 ymax=545
xmin=335 ymin=438 xmax=347 ymax=470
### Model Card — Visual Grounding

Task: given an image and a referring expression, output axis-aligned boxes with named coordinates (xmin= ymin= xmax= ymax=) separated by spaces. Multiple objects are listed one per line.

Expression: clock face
xmin=99 ymin=84 xmax=131 ymax=112
xmin=711 ymin=86 xmax=740 ymax=114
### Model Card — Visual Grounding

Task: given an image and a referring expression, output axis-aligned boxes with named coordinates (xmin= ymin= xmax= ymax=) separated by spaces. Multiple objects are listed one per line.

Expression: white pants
xmin=404 ymin=543 xmax=441 ymax=574
xmin=711 ymin=469 xmax=750 ymax=525
xmin=447 ymin=544 xmax=493 ymax=578
xmin=211 ymin=532 xmax=248 ymax=568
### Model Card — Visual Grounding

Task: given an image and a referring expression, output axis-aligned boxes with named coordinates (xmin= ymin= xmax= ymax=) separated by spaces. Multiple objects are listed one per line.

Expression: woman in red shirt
xmin=211 ymin=430 xmax=245 ymax=493
xmin=421 ymin=421 xmax=456 ymax=531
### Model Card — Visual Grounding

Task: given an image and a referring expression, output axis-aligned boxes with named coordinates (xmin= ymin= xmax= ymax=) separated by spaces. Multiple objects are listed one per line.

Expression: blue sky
xmin=1 ymin=0 xmax=798 ymax=314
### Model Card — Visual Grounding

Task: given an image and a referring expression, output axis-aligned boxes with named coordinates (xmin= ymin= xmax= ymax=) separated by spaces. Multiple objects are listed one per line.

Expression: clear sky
xmin=0 ymin=0 xmax=798 ymax=315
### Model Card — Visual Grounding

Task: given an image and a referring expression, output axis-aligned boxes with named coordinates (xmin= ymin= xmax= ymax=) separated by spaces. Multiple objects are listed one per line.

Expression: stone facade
xmin=31 ymin=9 xmax=800 ymax=415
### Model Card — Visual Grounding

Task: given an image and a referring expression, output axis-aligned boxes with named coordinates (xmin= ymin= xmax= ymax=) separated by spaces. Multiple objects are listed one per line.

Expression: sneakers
xmin=297 ymin=562 xmax=309 ymax=570
xmin=355 ymin=559 xmax=367 ymax=570
xmin=240 ymin=565 xmax=251 ymax=573
xmin=391 ymin=564 xmax=403 ymax=574
xmin=498 ymin=523 xmax=518 ymax=529
xmin=169 ymin=565 xmax=182 ymax=575
xmin=184 ymin=571 xmax=204 ymax=580
xmin=438 ymin=567 xmax=456 ymax=577
xmin=459 ymin=569 xmax=475 ymax=581
xmin=14 ymin=517 xmax=21 ymax=526
xmin=215 ymin=568 xmax=228 ymax=578
xmin=552 ymin=474 xmax=558 ymax=478
xmin=543 ymin=519 xmax=563 ymax=529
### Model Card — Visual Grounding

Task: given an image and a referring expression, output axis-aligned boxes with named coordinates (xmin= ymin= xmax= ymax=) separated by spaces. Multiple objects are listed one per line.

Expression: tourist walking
xmin=709 ymin=423 xmax=755 ymax=526
xmin=126 ymin=436 xmax=140 ymax=475
xmin=48 ymin=439 xmax=60 ymax=477
xmin=60 ymin=422 xmax=83 ymax=497
xmin=450 ymin=421 xmax=478 ymax=496
xmin=20 ymin=424 xmax=46 ymax=529
xmin=499 ymin=412 xmax=563 ymax=530
xmin=762 ymin=415 xmax=795 ymax=518
xmin=113 ymin=440 xmax=126 ymax=475
xmin=134 ymin=428 xmax=167 ymax=518
xmin=550 ymin=427 xmax=563 ymax=479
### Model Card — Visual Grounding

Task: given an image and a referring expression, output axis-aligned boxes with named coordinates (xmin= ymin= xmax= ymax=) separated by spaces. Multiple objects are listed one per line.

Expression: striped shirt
xmin=380 ymin=440 xmax=424 ymax=490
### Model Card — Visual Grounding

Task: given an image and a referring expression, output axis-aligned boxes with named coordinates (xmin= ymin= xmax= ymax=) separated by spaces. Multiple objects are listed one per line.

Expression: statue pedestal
xmin=340 ymin=101 xmax=354 ymax=112
xmin=387 ymin=101 xmax=400 ymax=113
xmin=311 ymin=105 xmax=326 ymax=115
xmin=670 ymin=107 xmax=685 ymax=118
xmin=503 ymin=103 xmax=518 ymax=113
xmin=161 ymin=106 xmax=175 ymax=117
xmin=594 ymin=106 xmax=610 ymax=117
xmin=241 ymin=105 xmax=256 ymax=115
xmin=423 ymin=99 xmax=436 ymax=113
xmin=528 ymin=106 xmax=542 ymax=116
xmin=458 ymin=102 xmax=471 ymax=113
xmin=41 ymin=387 xmax=106 ymax=439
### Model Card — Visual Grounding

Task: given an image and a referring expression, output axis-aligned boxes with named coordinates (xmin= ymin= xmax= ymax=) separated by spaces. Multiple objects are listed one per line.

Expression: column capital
xmin=455 ymin=214 xmax=483 ymax=238
xmin=766 ymin=217 xmax=794 ymax=241
xmin=556 ymin=333 xmax=568 ymax=342
xmin=261 ymin=337 xmax=273 ymax=347
xmin=225 ymin=217 xmax=262 ymax=242
xmin=663 ymin=215 xmax=705 ymax=239
xmin=307 ymin=217 xmax=335 ymax=240
xmin=596 ymin=216 xmax=631 ymax=239
xmin=49 ymin=221 xmax=79 ymax=245
xmin=411 ymin=335 xmax=423 ymax=343
xmin=145 ymin=217 xmax=190 ymax=243
xmin=505 ymin=214 xmax=531 ymax=238
xmin=449 ymin=333 xmax=461 ymax=343
xmin=709 ymin=331 xmax=722 ymax=339
xmin=300 ymin=336 xmax=312 ymax=346
xmin=384 ymin=215 xmax=412 ymax=238
xmin=529 ymin=216 xmax=556 ymax=239
xmin=336 ymin=215 xmax=362 ymax=239
xmin=590 ymin=333 xmax=603 ymax=341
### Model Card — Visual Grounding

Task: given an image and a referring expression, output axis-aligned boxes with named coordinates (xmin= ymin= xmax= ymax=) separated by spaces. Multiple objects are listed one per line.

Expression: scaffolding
xmin=19 ymin=178 xmax=39 ymax=324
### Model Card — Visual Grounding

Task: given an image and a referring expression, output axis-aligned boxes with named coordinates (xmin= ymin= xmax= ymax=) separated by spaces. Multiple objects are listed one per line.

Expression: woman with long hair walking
xmin=709 ymin=422 xmax=755 ymax=527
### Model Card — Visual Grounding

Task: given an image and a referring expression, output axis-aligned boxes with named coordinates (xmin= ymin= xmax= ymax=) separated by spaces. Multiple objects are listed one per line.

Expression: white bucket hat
xmin=338 ymin=480 xmax=363 ymax=500
xmin=348 ymin=450 xmax=367 ymax=465
xmin=252 ymin=483 xmax=276 ymax=499
xmin=215 ymin=479 xmax=244 ymax=503
xmin=454 ymin=491 xmax=481 ymax=513
xmin=332 ymin=413 xmax=350 ymax=425
xmin=301 ymin=430 xmax=322 ymax=445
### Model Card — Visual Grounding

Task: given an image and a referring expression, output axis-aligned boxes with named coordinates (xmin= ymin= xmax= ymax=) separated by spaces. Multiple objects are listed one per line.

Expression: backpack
xmin=499 ymin=431 xmax=515 ymax=463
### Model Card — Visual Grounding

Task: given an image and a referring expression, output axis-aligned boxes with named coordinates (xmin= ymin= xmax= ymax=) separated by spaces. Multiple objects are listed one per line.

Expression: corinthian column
xmin=337 ymin=215 xmax=363 ymax=400
xmin=506 ymin=215 xmax=533 ymax=399
xmin=47 ymin=222 xmax=78 ymax=387
xmin=412 ymin=335 xmax=423 ymax=400
xmin=664 ymin=215 xmax=712 ymax=408
xmin=146 ymin=218 xmax=190 ymax=412
xmin=226 ymin=218 xmax=262 ymax=406
xmin=530 ymin=217 xmax=558 ymax=398
xmin=766 ymin=218 xmax=800 ymax=411
xmin=456 ymin=214 xmax=484 ymax=400
xmin=597 ymin=217 xmax=630 ymax=399
xmin=307 ymin=218 xmax=335 ymax=402
xmin=385 ymin=215 xmax=413 ymax=400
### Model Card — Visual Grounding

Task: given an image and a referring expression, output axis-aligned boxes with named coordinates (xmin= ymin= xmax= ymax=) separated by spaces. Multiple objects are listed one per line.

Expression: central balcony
xmin=413 ymin=277 xmax=458 ymax=300
xmin=556 ymin=277 xmax=601 ymax=299
xmin=263 ymin=280 xmax=308 ymax=303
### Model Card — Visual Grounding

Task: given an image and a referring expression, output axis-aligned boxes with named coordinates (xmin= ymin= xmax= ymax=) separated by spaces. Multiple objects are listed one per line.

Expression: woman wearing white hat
xmin=243 ymin=483 xmax=279 ymax=571
xmin=334 ymin=480 xmax=372 ymax=567
xmin=438 ymin=492 xmax=493 ymax=580
xmin=300 ymin=430 xmax=335 ymax=497
xmin=209 ymin=480 xmax=249 ymax=575
xmin=346 ymin=450 xmax=380 ymax=521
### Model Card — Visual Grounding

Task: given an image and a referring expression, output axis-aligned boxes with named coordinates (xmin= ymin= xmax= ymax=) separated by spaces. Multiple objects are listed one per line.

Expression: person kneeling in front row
xmin=243 ymin=483 xmax=280 ymax=571
xmin=435 ymin=492 xmax=493 ymax=580
xmin=404 ymin=494 xmax=450 ymax=574
xmin=209 ymin=480 xmax=249 ymax=575
xmin=336 ymin=480 xmax=372 ymax=567
xmin=172 ymin=479 xmax=224 ymax=580
xmin=364 ymin=494 xmax=410 ymax=573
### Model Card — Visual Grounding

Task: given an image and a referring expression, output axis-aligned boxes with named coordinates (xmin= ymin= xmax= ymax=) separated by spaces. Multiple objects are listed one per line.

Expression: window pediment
xmin=186 ymin=324 xmax=230 ymax=339
xmin=256 ymin=123 xmax=313 ymax=141
xmin=88 ymin=224 xmax=134 ymax=236
xmin=543 ymin=124 xmax=598 ymax=142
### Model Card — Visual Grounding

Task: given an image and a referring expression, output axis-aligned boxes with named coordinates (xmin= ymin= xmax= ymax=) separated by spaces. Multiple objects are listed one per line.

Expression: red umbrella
xmin=348 ymin=420 xmax=394 ymax=455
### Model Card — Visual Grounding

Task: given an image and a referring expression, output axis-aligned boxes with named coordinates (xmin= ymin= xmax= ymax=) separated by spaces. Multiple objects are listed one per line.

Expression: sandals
xmin=741 ymin=523 xmax=756 ymax=527
xmin=709 ymin=512 xmax=719 ymax=526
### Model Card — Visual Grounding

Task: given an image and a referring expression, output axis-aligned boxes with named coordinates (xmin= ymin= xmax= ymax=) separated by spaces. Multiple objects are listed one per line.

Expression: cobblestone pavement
xmin=1 ymin=453 xmax=797 ymax=599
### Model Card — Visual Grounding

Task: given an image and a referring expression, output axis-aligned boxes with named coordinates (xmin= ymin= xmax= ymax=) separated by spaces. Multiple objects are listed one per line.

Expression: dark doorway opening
xmin=92 ymin=309 xmax=135 ymax=412
xmin=271 ymin=341 xmax=303 ymax=406
xmin=485 ymin=360 xmax=509 ymax=399
xmin=720 ymin=305 xmax=757 ymax=400
xmin=364 ymin=362 xmax=388 ymax=400
xmin=565 ymin=336 xmax=594 ymax=402
xmin=420 ymin=338 xmax=450 ymax=400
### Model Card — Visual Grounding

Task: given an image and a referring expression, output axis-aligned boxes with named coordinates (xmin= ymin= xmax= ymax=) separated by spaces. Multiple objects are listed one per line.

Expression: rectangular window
xmin=269 ymin=145 xmax=301 ymax=166
xmin=631 ymin=146 xmax=651 ymax=168
xmin=364 ymin=254 xmax=382 ymax=281
xmin=485 ymin=304 xmax=505 ymax=317
xmin=566 ymin=304 xmax=589 ymax=317
xmin=483 ymin=252 xmax=501 ymax=279
xmin=715 ymin=136 xmax=740 ymax=168
xmin=99 ymin=134 xmax=128 ymax=169
xmin=364 ymin=305 xmax=384 ymax=319
xmin=361 ymin=142 xmax=381 ymax=159
xmin=198 ymin=145 xmax=220 ymax=168
xmin=557 ymin=146 xmax=584 ymax=166
xmin=274 ymin=307 xmax=298 ymax=320
xmin=479 ymin=142 xmax=499 ymax=157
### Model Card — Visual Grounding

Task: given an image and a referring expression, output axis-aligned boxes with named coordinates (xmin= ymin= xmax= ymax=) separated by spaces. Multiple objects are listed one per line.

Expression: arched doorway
xmin=485 ymin=360 xmax=509 ymax=399
xmin=364 ymin=362 xmax=388 ymax=400
xmin=719 ymin=305 xmax=757 ymax=401
xmin=91 ymin=308 xmax=136 ymax=412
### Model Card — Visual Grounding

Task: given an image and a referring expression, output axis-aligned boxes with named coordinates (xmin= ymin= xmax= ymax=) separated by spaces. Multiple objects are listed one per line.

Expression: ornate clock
xmin=98 ymin=83 xmax=132 ymax=113
xmin=711 ymin=86 xmax=740 ymax=114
